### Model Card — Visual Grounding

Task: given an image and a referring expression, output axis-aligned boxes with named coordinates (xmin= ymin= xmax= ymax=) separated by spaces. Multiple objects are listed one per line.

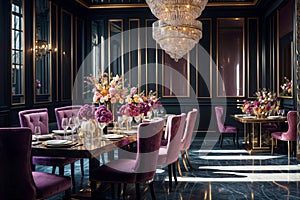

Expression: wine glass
xmin=68 ymin=117 xmax=76 ymax=141
xmin=118 ymin=116 xmax=123 ymax=129
xmin=153 ymin=109 xmax=159 ymax=119
xmin=74 ymin=117 xmax=81 ymax=133
xmin=134 ymin=115 xmax=141 ymax=124
xmin=98 ymin=122 xmax=106 ymax=137
xmin=127 ymin=116 xmax=133 ymax=130
xmin=281 ymin=109 xmax=285 ymax=117
xmin=61 ymin=118 xmax=69 ymax=139
xmin=277 ymin=109 xmax=281 ymax=116
xmin=34 ymin=126 xmax=41 ymax=143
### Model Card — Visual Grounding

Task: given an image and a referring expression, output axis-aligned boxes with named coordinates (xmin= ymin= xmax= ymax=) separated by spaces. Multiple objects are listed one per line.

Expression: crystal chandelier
xmin=146 ymin=0 xmax=208 ymax=26
xmin=153 ymin=20 xmax=202 ymax=61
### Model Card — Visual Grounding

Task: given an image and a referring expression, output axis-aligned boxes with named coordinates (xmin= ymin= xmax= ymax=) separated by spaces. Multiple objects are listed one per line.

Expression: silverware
xmin=71 ymin=143 xmax=83 ymax=148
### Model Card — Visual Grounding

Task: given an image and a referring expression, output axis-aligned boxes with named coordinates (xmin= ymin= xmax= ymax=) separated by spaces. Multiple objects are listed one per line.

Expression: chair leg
xmin=135 ymin=183 xmax=140 ymax=200
xmin=111 ymin=183 xmax=115 ymax=199
xmin=220 ymin=134 xmax=223 ymax=147
xmin=64 ymin=188 xmax=71 ymax=200
xmin=288 ymin=141 xmax=290 ymax=164
xmin=172 ymin=162 xmax=178 ymax=186
xmin=123 ymin=183 xmax=127 ymax=199
xmin=148 ymin=181 xmax=156 ymax=200
xmin=177 ymin=158 xmax=183 ymax=177
xmin=168 ymin=164 xmax=172 ymax=192
xmin=59 ymin=166 xmax=64 ymax=176
xmin=71 ymin=163 xmax=75 ymax=186
xmin=181 ymin=151 xmax=189 ymax=172
xmin=271 ymin=138 xmax=274 ymax=155
xmin=185 ymin=150 xmax=193 ymax=169
xmin=80 ymin=159 xmax=84 ymax=176
xmin=52 ymin=166 xmax=56 ymax=174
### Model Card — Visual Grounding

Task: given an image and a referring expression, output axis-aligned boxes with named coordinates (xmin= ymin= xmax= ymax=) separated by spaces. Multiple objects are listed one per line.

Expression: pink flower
xmin=130 ymin=87 xmax=137 ymax=95
xmin=109 ymin=88 xmax=116 ymax=95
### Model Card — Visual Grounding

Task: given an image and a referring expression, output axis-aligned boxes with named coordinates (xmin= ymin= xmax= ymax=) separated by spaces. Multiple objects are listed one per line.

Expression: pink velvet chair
xmin=18 ymin=108 xmax=80 ymax=184
xmin=215 ymin=106 xmax=238 ymax=147
xmin=178 ymin=109 xmax=198 ymax=176
xmin=91 ymin=119 xmax=165 ymax=199
xmin=0 ymin=127 xmax=71 ymax=199
xmin=157 ymin=113 xmax=186 ymax=192
xmin=54 ymin=105 xmax=84 ymax=176
xmin=271 ymin=111 xmax=297 ymax=160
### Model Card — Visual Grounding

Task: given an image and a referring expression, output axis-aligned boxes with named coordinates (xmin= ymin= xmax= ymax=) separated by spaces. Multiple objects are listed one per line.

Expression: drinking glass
xmin=68 ymin=117 xmax=76 ymax=141
xmin=61 ymin=118 xmax=69 ymax=139
xmin=98 ymin=122 xmax=106 ymax=137
xmin=153 ymin=109 xmax=159 ymax=119
xmin=74 ymin=117 xmax=81 ymax=133
xmin=118 ymin=116 xmax=124 ymax=129
xmin=134 ymin=115 xmax=141 ymax=124
xmin=127 ymin=116 xmax=133 ymax=130
xmin=277 ymin=109 xmax=281 ymax=116
xmin=34 ymin=126 xmax=41 ymax=142
xmin=281 ymin=109 xmax=285 ymax=117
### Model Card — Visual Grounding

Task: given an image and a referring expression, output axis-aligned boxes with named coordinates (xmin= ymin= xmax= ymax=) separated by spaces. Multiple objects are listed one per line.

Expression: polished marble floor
xmin=39 ymin=136 xmax=300 ymax=200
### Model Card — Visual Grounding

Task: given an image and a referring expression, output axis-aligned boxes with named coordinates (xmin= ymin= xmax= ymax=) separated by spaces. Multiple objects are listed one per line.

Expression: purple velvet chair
xmin=91 ymin=119 xmax=165 ymax=200
xmin=54 ymin=105 xmax=84 ymax=176
xmin=271 ymin=111 xmax=297 ymax=160
xmin=0 ymin=127 xmax=71 ymax=200
xmin=178 ymin=109 xmax=198 ymax=176
xmin=18 ymin=108 xmax=80 ymax=184
xmin=215 ymin=106 xmax=238 ymax=147
xmin=157 ymin=113 xmax=186 ymax=192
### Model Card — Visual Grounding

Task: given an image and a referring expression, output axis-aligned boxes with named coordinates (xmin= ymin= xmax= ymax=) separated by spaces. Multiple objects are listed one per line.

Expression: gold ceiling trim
xmin=76 ymin=0 xmax=259 ymax=9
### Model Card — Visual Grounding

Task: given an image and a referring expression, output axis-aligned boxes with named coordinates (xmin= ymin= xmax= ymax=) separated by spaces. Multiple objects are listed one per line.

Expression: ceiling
xmin=76 ymin=0 xmax=261 ymax=9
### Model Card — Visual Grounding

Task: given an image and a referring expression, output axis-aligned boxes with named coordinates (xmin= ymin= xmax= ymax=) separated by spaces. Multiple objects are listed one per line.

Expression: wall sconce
xmin=35 ymin=40 xmax=57 ymax=58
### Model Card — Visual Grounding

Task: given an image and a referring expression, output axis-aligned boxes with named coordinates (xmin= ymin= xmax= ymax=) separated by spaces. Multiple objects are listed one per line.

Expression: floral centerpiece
xmin=280 ymin=77 xmax=292 ymax=96
xmin=85 ymin=72 xmax=127 ymax=105
xmin=118 ymin=103 xmax=140 ymax=117
xmin=241 ymin=88 xmax=278 ymax=118
xmin=95 ymin=105 xmax=113 ymax=123
xmin=77 ymin=104 xmax=95 ymax=120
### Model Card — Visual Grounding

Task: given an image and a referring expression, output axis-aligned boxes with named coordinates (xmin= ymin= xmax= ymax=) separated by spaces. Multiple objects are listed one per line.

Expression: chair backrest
xmin=215 ymin=106 xmax=225 ymax=132
xmin=55 ymin=105 xmax=82 ymax=130
xmin=164 ymin=113 xmax=187 ymax=164
xmin=0 ymin=127 xmax=36 ymax=199
xmin=181 ymin=109 xmax=198 ymax=150
xmin=19 ymin=108 xmax=49 ymax=134
xmin=134 ymin=119 xmax=165 ymax=180
xmin=282 ymin=111 xmax=297 ymax=141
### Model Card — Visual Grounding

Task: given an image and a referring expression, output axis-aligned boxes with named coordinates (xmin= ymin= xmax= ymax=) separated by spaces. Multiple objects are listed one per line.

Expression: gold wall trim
xmin=128 ymin=19 xmax=140 ymax=88
xmin=196 ymin=18 xmax=212 ymax=99
xmin=216 ymin=18 xmax=245 ymax=98
xmin=247 ymin=17 xmax=260 ymax=98
xmin=60 ymin=9 xmax=74 ymax=102
xmin=54 ymin=4 xmax=59 ymax=102
xmin=108 ymin=19 xmax=124 ymax=84
xmin=76 ymin=0 xmax=259 ymax=9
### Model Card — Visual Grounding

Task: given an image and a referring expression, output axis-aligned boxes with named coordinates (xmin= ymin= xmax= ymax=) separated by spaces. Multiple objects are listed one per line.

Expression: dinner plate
xmin=234 ymin=114 xmax=246 ymax=117
xmin=34 ymin=134 xmax=54 ymax=140
xmin=122 ymin=130 xmax=136 ymax=135
xmin=44 ymin=140 xmax=75 ymax=148
xmin=267 ymin=116 xmax=280 ymax=119
xmin=102 ymin=134 xmax=124 ymax=139
xmin=243 ymin=116 xmax=256 ymax=119
xmin=52 ymin=130 xmax=73 ymax=135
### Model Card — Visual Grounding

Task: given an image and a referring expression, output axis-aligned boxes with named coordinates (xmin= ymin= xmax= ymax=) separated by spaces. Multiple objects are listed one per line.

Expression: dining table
xmin=31 ymin=128 xmax=137 ymax=199
xmin=231 ymin=114 xmax=287 ymax=154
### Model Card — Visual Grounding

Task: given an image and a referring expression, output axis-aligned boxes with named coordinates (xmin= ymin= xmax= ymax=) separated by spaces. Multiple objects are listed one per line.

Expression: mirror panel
xmin=277 ymin=0 xmax=294 ymax=98
xmin=34 ymin=0 xmax=51 ymax=103
xmin=217 ymin=18 xmax=245 ymax=97
xmin=11 ymin=0 xmax=25 ymax=104
xmin=108 ymin=20 xmax=123 ymax=78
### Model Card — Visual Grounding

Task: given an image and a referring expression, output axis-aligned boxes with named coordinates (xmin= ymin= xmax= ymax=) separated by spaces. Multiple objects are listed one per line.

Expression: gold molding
xmin=108 ymin=19 xmax=124 ymax=84
xmin=145 ymin=19 xmax=156 ymax=95
xmin=247 ymin=17 xmax=260 ymax=98
xmin=128 ymin=19 xmax=140 ymax=88
xmin=54 ymin=4 xmax=59 ymax=102
xmin=216 ymin=18 xmax=245 ymax=98
xmin=60 ymin=9 xmax=73 ymax=102
xmin=76 ymin=0 xmax=259 ymax=9
xmin=11 ymin=0 xmax=26 ymax=105
xmin=162 ymin=53 xmax=191 ymax=98
xmin=196 ymin=18 xmax=213 ymax=99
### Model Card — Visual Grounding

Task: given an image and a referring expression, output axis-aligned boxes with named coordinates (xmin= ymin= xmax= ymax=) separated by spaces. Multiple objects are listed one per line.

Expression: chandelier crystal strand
xmin=146 ymin=0 xmax=208 ymax=26
xmin=153 ymin=20 xmax=202 ymax=61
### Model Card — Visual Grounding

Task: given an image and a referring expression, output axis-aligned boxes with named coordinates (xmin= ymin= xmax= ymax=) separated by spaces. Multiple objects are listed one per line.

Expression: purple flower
xmin=139 ymin=102 xmax=151 ymax=116
xmin=95 ymin=105 xmax=113 ymax=123
xmin=130 ymin=87 xmax=137 ymax=95
xmin=78 ymin=104 xmax=95 ymax=120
